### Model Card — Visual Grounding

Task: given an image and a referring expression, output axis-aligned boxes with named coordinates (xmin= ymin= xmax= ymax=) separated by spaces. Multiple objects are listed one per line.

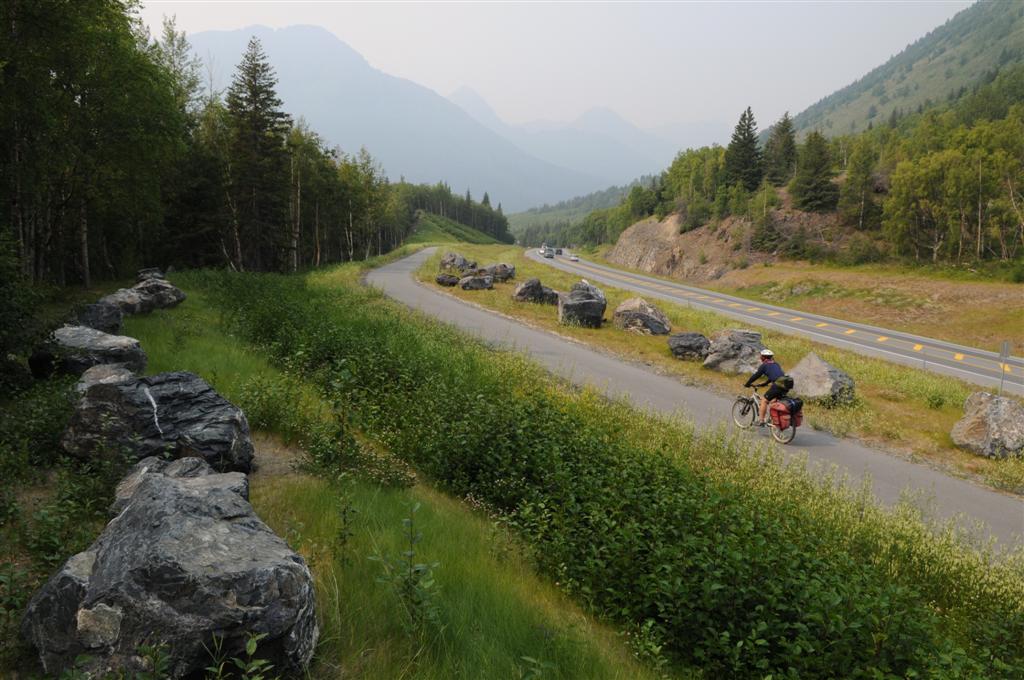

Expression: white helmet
xmin=760 ymin=349 xmax=775 ymax=358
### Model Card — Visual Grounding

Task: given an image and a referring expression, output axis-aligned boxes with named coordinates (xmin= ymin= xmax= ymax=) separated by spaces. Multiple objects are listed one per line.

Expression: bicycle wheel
xmin=771 ymin=424 xmax=797 ymax=444
xmin=731 ymin=398 xmax=756 ymax=429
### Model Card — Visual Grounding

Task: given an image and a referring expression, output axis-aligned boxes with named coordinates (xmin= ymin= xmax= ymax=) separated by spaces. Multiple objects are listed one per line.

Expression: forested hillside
xmin=0 ymin=1 xmax=508 ymax=355
xmin=524 ymin=62 xmax=1024 ymax=274
xmin=793 ymin=1 xmax=1024 ymax=136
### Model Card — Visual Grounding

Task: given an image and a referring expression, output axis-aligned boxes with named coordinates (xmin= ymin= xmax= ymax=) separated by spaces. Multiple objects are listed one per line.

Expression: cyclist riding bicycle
xmin=743 ymin=349 xmax=791 ymax=427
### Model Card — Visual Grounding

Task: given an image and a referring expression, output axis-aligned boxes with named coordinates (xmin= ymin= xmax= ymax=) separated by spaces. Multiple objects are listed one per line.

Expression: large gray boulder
xmin=135 ymin=267 xmax=165 ymax=282
xmin=668 ymin=332 xmax=710 ymax=361
xmin=951 ymin=392 xmax=1024 ymax=459
xmin=558 ymin=281 xmax=606 ymax=328
xmin=21 ymin=457 xmax=318 ymax=679
xmin=440 ymin=252 xmax=477 ymax=273
xmin=99 ymin=278 xmax=185 ymax=315
xmin=436 ymin=273 xmax=460 ymax=287
xmin=459 ymin=274 xmax=494 ymax=290
xmin=702 ymin=329 xmax=765 ymax=374
xmin=512 ymin=278 xmax=558 ymax=305
xmin=76 ymin=301 xmax=124 ymax=335
xmin=75 ymin=364 xmax=135 ymax=394
xmin=789 ymin=352 xmax=855 ymax=405
xmin=481 ymin=263 xmax=516 ymax=282
xmin=62 ymin=371 xmax=254 ymax=473
xmin=51 ymin=326 xmax=147 ymax=376
xmin=613 ymin=297 xmax=671 ymax=335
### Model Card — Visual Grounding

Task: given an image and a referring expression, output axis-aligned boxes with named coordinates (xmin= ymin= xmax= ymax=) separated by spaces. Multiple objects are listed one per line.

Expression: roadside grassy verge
xmin=416 ymin=244 xmax=1023 ymax=493
xmin=589 ymin=249 xmax=1023 ymax=357
xmin=122 ymin=274 xmax=664 ymax=680
xmin=194 ymin=261 xmax=1024 ymax=677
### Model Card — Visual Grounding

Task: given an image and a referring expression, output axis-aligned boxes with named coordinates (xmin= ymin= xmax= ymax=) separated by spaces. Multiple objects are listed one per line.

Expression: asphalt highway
xmin=527 ymin=250 xmax=1023 ymax=395
xmin=367 ymin=248 xmax=1023 ymax=547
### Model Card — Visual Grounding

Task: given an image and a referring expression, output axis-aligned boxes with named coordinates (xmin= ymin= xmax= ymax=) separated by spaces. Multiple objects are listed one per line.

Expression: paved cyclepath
xmin=528 ymin=250 xmax=1023 ymax=395
xmin=367 ymin=248 xmax=1023 ymax=547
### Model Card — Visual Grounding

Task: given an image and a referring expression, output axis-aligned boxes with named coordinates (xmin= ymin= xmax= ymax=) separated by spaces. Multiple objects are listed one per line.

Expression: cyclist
xmin=744 ymin=349 xmax=789 ymax=426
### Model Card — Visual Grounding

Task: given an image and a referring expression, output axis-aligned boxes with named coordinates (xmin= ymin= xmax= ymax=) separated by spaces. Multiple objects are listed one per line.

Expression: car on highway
xmin=543 ymin=248 xmax=555 ymax=258
xmin=569 ymin=254 xmax=579 ymax=262
xmin=555 ymin=248 xmax=563 ymax=255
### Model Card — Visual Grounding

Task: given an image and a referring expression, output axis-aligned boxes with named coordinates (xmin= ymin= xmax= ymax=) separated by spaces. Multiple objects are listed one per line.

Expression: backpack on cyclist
xmin=773 ymin=374 xmax=795 ymax=391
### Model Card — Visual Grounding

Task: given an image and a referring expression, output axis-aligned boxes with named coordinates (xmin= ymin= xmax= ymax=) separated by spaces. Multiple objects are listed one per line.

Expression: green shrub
xmin=190 ymin=267 xmax=1024 ymax=678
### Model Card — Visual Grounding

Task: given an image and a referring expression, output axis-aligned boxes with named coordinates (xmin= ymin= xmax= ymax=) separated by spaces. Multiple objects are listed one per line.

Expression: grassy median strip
xmin=416 ymin=244 xmax=1024 ymax=494
xmin=157 ymin=260 xmax=1024 ymax=678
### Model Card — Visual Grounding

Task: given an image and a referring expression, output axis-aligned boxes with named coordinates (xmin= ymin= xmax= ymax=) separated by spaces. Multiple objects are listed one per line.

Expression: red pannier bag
xmin=769 ymin=401 xmax=791 ymax=429
xmin=770 ymin=398 xmax=804 ymax=429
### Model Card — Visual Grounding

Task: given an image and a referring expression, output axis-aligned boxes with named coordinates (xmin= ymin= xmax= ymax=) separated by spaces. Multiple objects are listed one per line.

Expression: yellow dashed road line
xmin=554 ymin=257 xmax=1020 ymax=380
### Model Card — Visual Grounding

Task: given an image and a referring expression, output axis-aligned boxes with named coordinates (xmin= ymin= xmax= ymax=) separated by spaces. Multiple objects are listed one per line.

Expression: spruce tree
xmin=226 ymin=36 xmax=292 ymax=271
xmin=764 ymin=112 xmax=797 ymax=186
xmin=790 ymin=131 xmax=839 ymax=212
xmin=724 ymin=107 xmax=763 ymax=191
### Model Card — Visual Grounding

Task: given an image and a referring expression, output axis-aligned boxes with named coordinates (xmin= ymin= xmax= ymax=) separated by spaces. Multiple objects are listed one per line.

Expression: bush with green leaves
xmin=194 ymin=267 xmax=1024 ymax=678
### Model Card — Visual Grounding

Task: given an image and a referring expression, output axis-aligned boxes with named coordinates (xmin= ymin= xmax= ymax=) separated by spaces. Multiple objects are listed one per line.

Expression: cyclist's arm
xmin=744 ymin=366 xmax=765 ymax=387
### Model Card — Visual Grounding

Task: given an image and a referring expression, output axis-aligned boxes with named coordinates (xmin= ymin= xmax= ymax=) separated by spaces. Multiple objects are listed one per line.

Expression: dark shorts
xmin=765 ymin=385 xmax=788 ymax=402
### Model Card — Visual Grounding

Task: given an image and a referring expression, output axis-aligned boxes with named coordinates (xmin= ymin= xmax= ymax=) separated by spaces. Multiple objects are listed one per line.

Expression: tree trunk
xmin=314 ymin=199 xmax=321 ymax=266
xmin=79 ymin=199 xmax=90 ymax=288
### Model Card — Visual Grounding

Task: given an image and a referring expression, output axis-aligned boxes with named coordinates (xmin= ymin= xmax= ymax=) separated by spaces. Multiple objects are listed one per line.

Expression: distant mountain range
xmin=189 ymin=25 xmax=714 ymax=212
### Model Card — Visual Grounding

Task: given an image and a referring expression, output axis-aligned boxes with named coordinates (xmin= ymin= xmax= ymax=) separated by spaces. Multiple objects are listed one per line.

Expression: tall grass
xmin=125 ymin=279 xmax=664 ymax=680
xmin=180 ymin=263 xmax=1024 ymax=678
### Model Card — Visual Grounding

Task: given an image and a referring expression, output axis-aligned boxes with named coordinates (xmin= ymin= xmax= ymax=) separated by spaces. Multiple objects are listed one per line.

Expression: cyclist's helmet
xmin=760 ymin=349 xmax=774 ymax=358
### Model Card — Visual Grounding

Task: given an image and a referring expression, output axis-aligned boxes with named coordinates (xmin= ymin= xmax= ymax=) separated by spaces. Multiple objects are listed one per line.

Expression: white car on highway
xmin=569 ymin=254 xmax=579 ymax=262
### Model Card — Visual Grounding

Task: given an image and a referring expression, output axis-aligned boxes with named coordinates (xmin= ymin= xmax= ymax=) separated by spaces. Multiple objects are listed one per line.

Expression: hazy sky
xmin=138 ymin=1 xmax=973 ymax=131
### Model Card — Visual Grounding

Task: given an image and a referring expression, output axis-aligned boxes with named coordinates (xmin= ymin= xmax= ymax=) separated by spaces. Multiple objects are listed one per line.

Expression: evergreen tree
xmin=764 ymin=112 xmax=797 ymax=185
xmin=225 ymin=36 xmax=292 ymax=271
xmin=790 ymin=131 xmax=839 ymax=212
xmin=837 ymin=139 xmax=879 ymax=229
xmin=724 ymin=107 xmax=763 ymax=191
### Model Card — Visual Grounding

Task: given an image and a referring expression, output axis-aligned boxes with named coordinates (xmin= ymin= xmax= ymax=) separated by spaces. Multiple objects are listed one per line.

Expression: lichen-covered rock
xmin=789 ymin=352 xmax=855 ymax=405
xmin=75 ymin=301 xmax=124 ymax=335
xmin=558 ymin=281 xmax=606 ymax=328
xmin=99 ymin=278 xmax=185 ymax=315
xmin=21 ymin=457 xmax=318 ymax=679
xmin=459 ymin=274 xmax=494 ymax=290
xmin=613 ymin=297 xmax=671 ymax=335
xmin=436 ymin=273 xmax=460 ymax=286
xmin=951 ymin=392 xmax=1024 ymax=459
xmin=440 ymin=252 xmax=477 ymax=273
xmin=512 ymin=278 xmax=558 ymax=305
xmin=62 ymin=371 xmax=254 ymax=473
xmin=51 ymin=326 xmax=147 ymax=376
xmin=136 ymin=267 xmax=165 ymax=282
xmin=702 ymin=329 xmax=765 ymax=374
xmin=75 ymin=364 xmax=135 ymax=394
xmin=668 ymin=332 xmax=710 ymax=360
xmin=482 ymin=263 xmax=516 ymax=282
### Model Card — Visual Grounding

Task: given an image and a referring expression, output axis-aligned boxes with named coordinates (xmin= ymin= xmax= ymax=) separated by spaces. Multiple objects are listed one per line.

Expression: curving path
xmin=367 ymin=248 xmax=1024 ymax=547
xmin=527 ymin=250 xmax=1023 ymax=395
